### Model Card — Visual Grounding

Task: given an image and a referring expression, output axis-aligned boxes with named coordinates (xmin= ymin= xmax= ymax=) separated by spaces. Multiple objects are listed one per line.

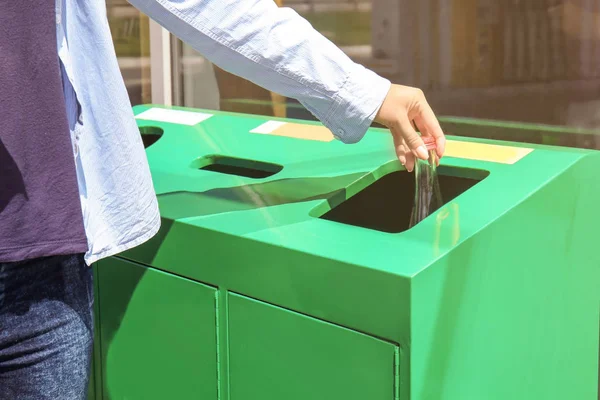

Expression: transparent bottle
xmin=408 ymin=136 xmax=443 ymax=228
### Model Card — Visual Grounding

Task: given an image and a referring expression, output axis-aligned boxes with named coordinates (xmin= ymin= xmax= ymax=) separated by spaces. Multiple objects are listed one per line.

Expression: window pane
xmin=107 ymin=0 xmax=152 ymax=106
xmin=170 ymin=0 xmax=600 ymax=149
xmin=171 ymin=40 xmax=221 ymax=111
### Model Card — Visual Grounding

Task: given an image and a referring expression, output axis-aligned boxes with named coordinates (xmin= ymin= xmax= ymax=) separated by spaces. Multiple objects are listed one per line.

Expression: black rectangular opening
xmin=319 ymin=167 xmax=488 ymax=233
xmin=194 ymin=155 xmax=283 ymax=179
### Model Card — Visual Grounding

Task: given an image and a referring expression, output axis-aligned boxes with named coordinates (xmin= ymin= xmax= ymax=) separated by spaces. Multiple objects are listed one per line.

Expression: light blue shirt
xmin=56 ymin=0 xmax=391 ymax=264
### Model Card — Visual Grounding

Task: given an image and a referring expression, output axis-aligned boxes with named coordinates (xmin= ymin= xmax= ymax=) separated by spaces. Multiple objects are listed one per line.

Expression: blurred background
xmin=107 ymin=0 xmax=600 ymax=149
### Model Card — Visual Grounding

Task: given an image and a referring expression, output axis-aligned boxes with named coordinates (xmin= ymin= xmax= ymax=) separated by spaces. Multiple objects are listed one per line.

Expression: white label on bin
xmin=135 ymin=108 xmax=213 ymax=126
xmin=250 ymin=121 xmax=287 ymax=134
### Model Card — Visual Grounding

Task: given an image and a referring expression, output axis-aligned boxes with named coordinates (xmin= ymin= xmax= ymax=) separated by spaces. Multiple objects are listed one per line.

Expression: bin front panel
xmin=98 ymin=258 xmax=218 ymax=399
xmin=228 ymin=293 xmax=400 ymax=400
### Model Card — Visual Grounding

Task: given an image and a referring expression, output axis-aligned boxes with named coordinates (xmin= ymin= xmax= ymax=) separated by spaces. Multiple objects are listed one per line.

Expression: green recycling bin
xmin=91 ymin=105 xmax=600 ymax=400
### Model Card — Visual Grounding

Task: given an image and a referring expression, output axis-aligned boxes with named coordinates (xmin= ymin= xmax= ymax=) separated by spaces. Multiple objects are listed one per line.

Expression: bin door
xmin=97 ymin=258 xmax=218 ymax=399
xmin=228 ymin=293 xmax=399 ymax=400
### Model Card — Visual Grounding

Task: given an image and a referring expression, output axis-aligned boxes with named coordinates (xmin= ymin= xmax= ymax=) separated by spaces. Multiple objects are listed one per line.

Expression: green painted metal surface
xmin=97 ymin=257 xmax=218 ymax=399
xmin=228 ymin=293 xmax=399 ymax=399
xmin=93 ymin=105 xmax=600 ymax=399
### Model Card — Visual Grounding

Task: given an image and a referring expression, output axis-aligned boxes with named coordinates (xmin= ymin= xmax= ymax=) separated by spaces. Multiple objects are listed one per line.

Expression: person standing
xmin=0 ymin=0 xmax=445 ymax=398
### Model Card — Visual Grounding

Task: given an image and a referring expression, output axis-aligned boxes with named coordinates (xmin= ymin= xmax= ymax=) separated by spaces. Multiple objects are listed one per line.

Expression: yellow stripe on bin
xmin=249 ymin=121 xmax=534 ymax=163
xmin=445 ymin=140 xmax=533 ymax=164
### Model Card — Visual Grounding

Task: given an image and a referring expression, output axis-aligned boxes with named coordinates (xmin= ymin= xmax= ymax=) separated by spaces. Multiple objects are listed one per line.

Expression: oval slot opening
xmin=193 ymin=155 xmax=283 ymax=179
xmin=139 ymin=126 xmax=164 ymax=149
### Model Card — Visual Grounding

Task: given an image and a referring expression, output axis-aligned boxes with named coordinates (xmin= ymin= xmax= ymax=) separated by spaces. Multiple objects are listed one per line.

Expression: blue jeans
xmin=0 ymin=254 xmax=93 ymax=400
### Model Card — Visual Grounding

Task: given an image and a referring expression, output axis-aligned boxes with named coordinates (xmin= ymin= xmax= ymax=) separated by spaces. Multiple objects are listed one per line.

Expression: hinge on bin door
xmin=394 ymin=346 xmax=400 ymax=400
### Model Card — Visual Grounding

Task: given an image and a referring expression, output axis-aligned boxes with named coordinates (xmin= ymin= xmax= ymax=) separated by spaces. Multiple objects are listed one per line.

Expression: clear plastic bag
xmin=409 ymin=136 xmax=443 ymax=228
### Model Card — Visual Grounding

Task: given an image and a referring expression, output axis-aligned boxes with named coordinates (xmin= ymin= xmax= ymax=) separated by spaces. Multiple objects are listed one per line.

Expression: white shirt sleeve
xmin=128 ymin=0 xmax=391 ymax=143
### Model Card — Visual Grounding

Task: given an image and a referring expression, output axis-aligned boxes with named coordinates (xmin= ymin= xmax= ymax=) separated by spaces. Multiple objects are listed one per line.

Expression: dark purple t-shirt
xmin=0 ymin=1 xmax=88 ymax=261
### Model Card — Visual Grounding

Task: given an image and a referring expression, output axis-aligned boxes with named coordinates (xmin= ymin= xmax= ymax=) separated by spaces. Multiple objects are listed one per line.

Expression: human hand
xmin=374 ymin=84 xmax=445 ymax=172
